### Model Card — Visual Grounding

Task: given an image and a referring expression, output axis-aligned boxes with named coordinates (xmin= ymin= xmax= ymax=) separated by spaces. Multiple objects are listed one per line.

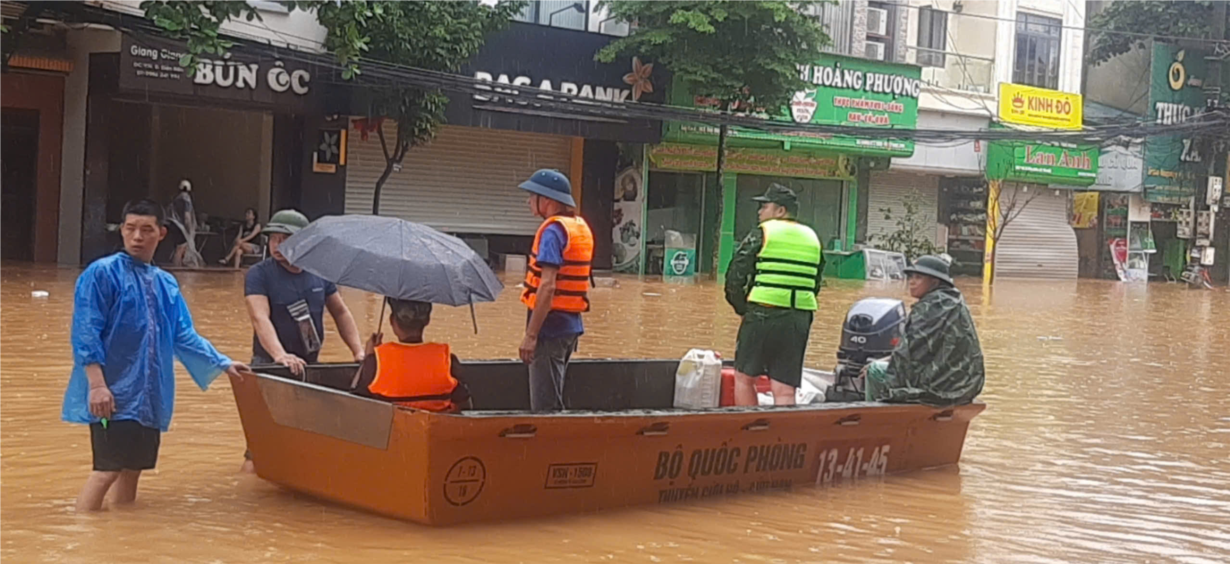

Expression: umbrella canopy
xmin=279 ymin=215 xmax=503 ymax=307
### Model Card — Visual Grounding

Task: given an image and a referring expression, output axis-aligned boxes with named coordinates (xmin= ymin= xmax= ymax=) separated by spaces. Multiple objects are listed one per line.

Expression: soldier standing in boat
xmin=517 ymin=170 xmax=595 ymax=412
xmin=725 ymin=184 xmax=824 ymax=406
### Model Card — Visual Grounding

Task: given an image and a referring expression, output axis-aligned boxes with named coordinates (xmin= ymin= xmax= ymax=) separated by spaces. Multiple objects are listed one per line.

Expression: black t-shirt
xmin=244 ymin=258 xmax=337 ymax=362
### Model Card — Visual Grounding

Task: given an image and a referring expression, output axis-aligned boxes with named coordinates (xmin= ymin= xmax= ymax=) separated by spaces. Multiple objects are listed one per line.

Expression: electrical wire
xmin=94 ymin=8 xmax=1230 ymax=148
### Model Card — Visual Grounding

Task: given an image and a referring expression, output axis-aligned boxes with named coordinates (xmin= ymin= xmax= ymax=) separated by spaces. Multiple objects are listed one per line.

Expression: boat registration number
xmin=815 ymin=444 xmax=890 ymax=486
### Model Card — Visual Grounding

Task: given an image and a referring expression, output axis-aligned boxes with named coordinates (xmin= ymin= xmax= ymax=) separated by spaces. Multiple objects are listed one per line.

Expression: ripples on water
xmin=2 ymin=265 xmax=1228 ymax=563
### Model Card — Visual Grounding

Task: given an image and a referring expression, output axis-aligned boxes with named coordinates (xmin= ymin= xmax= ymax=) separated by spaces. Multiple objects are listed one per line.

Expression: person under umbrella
xmin=348 ymin=298 xmax=471 ymax=412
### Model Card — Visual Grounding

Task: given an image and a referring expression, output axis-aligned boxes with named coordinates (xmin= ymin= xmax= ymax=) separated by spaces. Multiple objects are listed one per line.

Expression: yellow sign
xmin=998 ymin=83 xmax=1083 ymax=130
xmin=1071 ymin=192 xmax=1099 ymax=229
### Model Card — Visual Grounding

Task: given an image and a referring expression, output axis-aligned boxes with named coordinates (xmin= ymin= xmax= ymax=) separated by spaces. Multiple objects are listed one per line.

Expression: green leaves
xmin=598 ymin=1 xmax=831 ymax=110
xmin=1087 ymin=1 xmax=1217 ymax=66
xmin=870 ymin=190 xmax=941 ymax=262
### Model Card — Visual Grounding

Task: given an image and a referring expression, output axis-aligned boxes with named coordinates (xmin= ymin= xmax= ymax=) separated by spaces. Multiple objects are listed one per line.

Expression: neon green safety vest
xmin=747 ymin=219 xmax=822 ymax=310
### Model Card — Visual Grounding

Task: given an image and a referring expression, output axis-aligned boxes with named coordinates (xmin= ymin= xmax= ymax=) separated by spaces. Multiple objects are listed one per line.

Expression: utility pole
xmin=1195 ymin=1 xmax=1228 ymax=284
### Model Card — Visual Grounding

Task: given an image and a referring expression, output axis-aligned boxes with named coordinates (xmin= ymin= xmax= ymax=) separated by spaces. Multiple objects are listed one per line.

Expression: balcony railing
xmin=514 ymin=0 xmax=589 ymax=31
xmin=907 ymin=46 xmax=995 ymax=95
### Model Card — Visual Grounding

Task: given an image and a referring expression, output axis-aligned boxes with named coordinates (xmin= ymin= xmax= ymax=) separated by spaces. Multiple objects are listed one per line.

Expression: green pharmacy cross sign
xmin=985 ymin=141 xmax=1099 ymax=186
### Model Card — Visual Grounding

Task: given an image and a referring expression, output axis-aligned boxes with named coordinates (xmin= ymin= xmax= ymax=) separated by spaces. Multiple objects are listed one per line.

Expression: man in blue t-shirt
xmin=241 ymin=209 xmax=365 ymax=472
xmin=518 ymin=170 xmax=594 ymax=411
xmin=244 ymin=209 xmax=365 ymax=372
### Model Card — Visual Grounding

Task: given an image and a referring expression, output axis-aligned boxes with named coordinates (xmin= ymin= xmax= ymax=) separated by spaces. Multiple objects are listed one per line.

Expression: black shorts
xmin=734 ymin=309 xmax=814 ymax=388
xmin=90 ymin=420 xmax=161 ymax=472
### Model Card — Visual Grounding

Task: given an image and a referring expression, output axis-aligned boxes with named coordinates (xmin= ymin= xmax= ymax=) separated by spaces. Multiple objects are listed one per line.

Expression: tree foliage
xmin=870 ymin=189 xmax=942 ymax=262
xmin=1087 ymin=0 xmax=1217 ymax=66
xmin=595 ymin=1 xmax=831 ymax=278
xmin=596 ymin=1 xmax=831 ymax=111
xmin=300 ymin=1 xmax=523 ymax=212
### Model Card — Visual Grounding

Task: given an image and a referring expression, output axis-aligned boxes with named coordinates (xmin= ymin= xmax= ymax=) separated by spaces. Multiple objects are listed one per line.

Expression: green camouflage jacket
xmin=876 ymin=285 xmax=985 ymax=406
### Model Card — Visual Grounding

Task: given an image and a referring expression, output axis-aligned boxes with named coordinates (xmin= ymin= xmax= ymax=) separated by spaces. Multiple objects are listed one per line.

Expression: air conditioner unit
xmin=867 ymin=7 xmax=889 ymax=36
xmin=866 ymin=41 xmax=887 ymax=61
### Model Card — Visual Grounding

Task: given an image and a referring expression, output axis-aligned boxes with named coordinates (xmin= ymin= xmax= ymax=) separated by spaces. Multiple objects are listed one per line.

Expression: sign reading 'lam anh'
xmin=986 ymin=140 xmax=1100 ymax=186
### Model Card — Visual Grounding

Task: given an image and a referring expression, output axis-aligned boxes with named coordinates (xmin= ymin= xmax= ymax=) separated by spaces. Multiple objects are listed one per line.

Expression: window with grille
xmin=917 ymin=7 xmax=947 ymax=67
xmin=514 ymin=1 xmax=589 ymax=31
xmin=1013 ymin=13 xmax=1062 ymax=89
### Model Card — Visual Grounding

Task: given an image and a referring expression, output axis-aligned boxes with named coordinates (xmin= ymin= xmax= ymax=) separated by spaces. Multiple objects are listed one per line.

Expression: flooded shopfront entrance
xmin=2 ymin=266 xmax=1228 ymax=562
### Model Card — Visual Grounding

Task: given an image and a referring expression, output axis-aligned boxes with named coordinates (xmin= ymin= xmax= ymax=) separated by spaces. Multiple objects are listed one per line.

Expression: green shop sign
xmin=986 ymin=141 xmax=1099 ymax=186
xmin=649 ymin=143 xmax=855 ymax=180
xmin=1144 ymin=43 xmax=1209 ymax=204
xmin=664 ymin=54 xmax=921 ymax=157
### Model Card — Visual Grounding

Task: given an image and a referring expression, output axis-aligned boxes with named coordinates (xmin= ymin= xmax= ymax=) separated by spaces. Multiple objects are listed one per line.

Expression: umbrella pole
xmin=378 ymin=297 xmax=386 ymax=335
xmin=469 ymin=300 xmax=478 ymax=335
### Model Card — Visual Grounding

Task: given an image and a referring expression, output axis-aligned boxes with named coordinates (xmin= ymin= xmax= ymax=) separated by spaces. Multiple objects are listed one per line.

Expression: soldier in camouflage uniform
xmin=725 ymin=185 xmax=824 ymax=406
xmin=866 ymin=255 xmax=985 ymax=406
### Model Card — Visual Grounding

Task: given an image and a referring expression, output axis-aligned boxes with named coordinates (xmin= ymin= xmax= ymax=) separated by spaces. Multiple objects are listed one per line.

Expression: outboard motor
xmin=825 ymin=298 xmax=907 ymax=402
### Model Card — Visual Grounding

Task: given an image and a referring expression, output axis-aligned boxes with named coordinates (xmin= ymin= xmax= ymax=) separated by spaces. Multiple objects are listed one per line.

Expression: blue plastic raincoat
xmin=62 ymin=252 xmax=232 ymax=432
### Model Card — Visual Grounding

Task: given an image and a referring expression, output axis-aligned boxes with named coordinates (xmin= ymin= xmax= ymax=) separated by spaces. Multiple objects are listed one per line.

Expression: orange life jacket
xmin=521 ymin=215 xmax=594 ymax=313
xmin=370 ymin=341 xmax=459 ymax=412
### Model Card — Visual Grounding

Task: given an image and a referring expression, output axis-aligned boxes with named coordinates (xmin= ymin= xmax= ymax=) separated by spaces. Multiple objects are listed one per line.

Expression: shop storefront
xmin=643 ymin=54 xmax=921 ymax=278
xmin=874 ymin=112 xmax=989 ymax=276
xmin=1142 ymin=43 xmax=1221 ymax=283
xmin=340 ymin=22 xmax=665 ymax=268
xmin=1076 ymin=142 xmax=1150 ymax=281
xmin=984 ymin=140 xmax=1099 ymax=279
xmin=2 ymin=50 xmax=70 ymax=263
xmin=74 ymin=32 xmax=333 ymax=265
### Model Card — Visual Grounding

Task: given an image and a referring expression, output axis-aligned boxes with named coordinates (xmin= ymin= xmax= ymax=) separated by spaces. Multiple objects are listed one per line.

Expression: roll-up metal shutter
xmin=344 ymin=123 xmax=572 ymax=235
xmin=868 ymin=171 xmax=940 ymax=246
xmin=994 ymin=183 xmax=1078 ymax=279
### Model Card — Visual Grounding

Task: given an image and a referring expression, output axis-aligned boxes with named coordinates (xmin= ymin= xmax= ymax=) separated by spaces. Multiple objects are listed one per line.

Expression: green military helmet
xmin=263 ymin=209 xmax=309 ymax=236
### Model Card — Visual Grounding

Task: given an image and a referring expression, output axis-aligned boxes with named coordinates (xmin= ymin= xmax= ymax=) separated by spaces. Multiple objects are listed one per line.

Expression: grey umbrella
xmin=279 ymin=215 xmax=504 ymax=327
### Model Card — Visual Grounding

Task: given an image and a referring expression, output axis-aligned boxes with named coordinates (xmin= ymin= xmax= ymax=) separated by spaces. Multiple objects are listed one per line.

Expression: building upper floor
xmin=85 ymin=0 xmax=331 ymax=53
xmin=24 ymin=0 xmax=1086 ymax=122
xmin=894 ymin=0 xmax=1087 ymax=116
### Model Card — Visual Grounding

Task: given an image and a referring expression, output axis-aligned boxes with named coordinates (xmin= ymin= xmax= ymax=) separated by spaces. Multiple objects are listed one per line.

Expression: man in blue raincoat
xmin=63 ymin=199 xmax=249 ymax=512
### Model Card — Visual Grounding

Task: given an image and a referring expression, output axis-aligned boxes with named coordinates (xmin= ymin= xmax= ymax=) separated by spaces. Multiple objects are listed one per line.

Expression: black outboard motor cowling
xmin=825 ymin=298 xmax=907 ymax=402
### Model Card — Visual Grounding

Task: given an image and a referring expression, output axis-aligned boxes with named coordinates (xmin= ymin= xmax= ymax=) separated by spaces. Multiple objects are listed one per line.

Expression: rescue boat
xmin=230 ymin=360 xmax=983 ymax=526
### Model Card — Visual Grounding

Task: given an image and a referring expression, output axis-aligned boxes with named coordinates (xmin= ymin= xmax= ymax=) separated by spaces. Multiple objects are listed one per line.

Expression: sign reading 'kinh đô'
xmin=998 ymin=83 xmax=1083 ymax=130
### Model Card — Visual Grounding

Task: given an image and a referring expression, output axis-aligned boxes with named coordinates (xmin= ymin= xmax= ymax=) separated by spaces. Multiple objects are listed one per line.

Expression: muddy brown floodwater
xmin=2 ymin=264 xmax=1229 ymax=563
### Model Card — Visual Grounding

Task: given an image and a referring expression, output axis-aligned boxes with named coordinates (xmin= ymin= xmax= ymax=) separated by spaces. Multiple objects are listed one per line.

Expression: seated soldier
xmin=865 ymin=255 xmax=985 ymax=407
xmin=350 ymin=299 xmax=470 ymax=412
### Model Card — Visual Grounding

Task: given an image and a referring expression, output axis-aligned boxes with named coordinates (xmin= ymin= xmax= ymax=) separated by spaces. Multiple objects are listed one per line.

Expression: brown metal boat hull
xmin=231 ymin=361 xmax=983 ymax=526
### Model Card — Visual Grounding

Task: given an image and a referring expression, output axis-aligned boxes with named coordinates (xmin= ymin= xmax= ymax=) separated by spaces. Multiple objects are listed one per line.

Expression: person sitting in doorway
xmin=220 ymin=207 xmax=262 ymax=269
xmin=865 ymin=255 xmax=985 ymax=407
xmin=350 ymin=298 xmax=471 ymax=412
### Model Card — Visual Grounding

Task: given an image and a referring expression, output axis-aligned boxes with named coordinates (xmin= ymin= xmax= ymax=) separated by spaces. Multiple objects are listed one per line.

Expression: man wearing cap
xmin=241 ymin=209 xmax=365 ymax=471
xmin=725 ymin=184 xmax=824 ymax=406
xmin=865 ymin=255 xmax=984 ymax=406
xmin=517 ymin=170 xmax=595 ymax=412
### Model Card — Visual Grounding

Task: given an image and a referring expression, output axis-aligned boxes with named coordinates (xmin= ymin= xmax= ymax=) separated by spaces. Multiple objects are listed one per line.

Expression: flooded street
xmin=3 ymin=264 xmax=1229 ymax=563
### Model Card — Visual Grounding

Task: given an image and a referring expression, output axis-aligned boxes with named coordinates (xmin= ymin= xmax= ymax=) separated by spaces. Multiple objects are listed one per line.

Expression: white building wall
xmin=57 ymin=27 xmax=122 ymax=265
xmin=89 ymin=0 xmax=327 ymax=52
